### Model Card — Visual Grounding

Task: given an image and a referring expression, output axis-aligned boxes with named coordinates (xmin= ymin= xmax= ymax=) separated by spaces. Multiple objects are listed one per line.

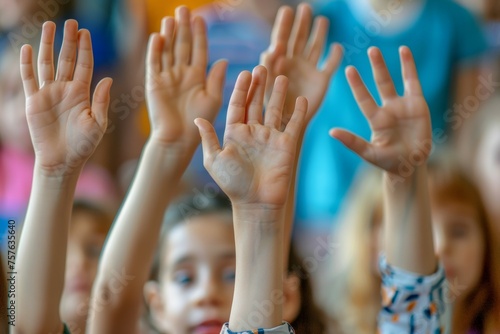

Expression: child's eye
xmin=450 ymin=227 xmax=468 ymax=239
xmin=173 ymin=271 xmax=194 ymax=286
xmin=84 ymin=244 xmax=102 ymax=259
xmin=222 ymin=268 xmax=236 ymax=282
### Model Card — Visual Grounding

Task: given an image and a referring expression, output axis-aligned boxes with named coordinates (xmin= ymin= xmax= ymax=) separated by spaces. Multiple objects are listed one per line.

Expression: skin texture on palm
xmin=89 ymin=6 xmax=226 ymax=334
xmin=16 ymin=20 xmax=112 ymax=334
xmin=330 ymin=47 xmax=436 ymax=275
xmin=195 ymin=65 xmax=307 ymax=331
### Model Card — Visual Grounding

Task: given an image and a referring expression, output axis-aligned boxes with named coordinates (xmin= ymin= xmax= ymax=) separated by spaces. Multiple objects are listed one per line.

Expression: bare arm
xmin=331 ymin=46 xmax=436 ymax=275
xmin=89 ymin=7 xmax=226 ymax=333
xmin=261 ymin=3 xmax=342 ymax=264
xmin=16 ymin=20 xmax=111 ymax=333
xmin=196 ymin=67 xmax=307 ymax=330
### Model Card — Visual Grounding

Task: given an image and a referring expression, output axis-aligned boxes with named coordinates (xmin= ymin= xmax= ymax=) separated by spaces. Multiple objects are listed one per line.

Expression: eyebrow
xmin=170 ymin=250 xmax=236 ymax=268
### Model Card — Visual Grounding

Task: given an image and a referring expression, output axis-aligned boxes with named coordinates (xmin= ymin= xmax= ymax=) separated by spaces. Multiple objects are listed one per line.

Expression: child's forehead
xmin=70 ymin=210 xmax=111 ymax=236
xmin=162 ymin=216 xmax=235 ymax=264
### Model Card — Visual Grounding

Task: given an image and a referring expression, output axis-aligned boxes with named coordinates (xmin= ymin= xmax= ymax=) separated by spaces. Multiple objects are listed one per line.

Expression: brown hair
xmin=287 ymin=246 xmax=327 ymax=333
xmin=427 ymin=158 xmax=500 ymax=333
xmin=485 ymin=0 xmax=500 ymax=21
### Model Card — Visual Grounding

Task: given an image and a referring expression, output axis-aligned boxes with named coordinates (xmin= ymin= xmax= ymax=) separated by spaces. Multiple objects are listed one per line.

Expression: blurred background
xmin=0 ymin=0 xmax=499 ymax=332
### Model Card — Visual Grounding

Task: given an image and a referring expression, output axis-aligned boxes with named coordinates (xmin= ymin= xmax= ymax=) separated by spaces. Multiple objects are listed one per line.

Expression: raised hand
xmin=330 ymin=47 xmax=432 ymax=174
xmin=145 ymin=6 xmax=227 ymax=155
xmin=20 ymin=20 xmax=112 ymax=176
xmin=195 ymin=66 xmax=307 ymax=206
xmin=261 ymin=3 xmax=342 ymax=127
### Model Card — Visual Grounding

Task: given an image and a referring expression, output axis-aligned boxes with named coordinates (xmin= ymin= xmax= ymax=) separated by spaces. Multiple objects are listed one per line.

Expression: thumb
xmin=91 ymin=77 xmax=113 ymax=131
xmin=194 ymin=118 xmax=221 ymax=169
xmin=329 ymin=128 xmax=376 ymax=165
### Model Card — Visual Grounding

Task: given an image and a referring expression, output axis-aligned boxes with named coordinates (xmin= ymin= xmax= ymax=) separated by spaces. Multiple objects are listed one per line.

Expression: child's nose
xmin=194 ymin=276 xmax=223 ymax=307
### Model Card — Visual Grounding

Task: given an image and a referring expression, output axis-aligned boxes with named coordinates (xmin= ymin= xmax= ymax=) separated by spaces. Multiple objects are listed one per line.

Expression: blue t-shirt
xmin=296 ymin=0 xmax=487 ymax=228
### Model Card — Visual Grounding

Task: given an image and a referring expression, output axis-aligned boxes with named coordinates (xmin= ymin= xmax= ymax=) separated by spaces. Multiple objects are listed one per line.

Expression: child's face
xmin=432 ymin=201 xmax=485 ymax=293
xmin=60 ymin=211 xmax=109 ymax=327
xmin=475 ymin=123 xmax=500 ymax=228
xmin=152 ymin=213 xmax=236 ymax=334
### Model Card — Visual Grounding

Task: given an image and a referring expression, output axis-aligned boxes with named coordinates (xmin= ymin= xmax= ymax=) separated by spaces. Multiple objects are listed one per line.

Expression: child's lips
xmin=192 ymin=320 xmax=224 ymax=334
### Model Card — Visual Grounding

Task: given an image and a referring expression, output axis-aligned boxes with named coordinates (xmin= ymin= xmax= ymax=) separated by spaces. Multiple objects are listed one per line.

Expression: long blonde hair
xmin=321 ymin=167 xmax=383 ymax=334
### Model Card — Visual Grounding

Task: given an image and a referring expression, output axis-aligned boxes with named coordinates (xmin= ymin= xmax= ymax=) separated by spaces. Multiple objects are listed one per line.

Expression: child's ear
xmin=283 ymin=273 xmax=301 ymax=323
xmin=144 ymin=280 xmax=168 ymax=331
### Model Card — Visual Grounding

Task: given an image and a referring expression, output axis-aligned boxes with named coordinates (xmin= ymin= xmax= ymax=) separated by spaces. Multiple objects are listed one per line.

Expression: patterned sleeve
xmin=377 ymin=256 xmax=447 ymax=334
xmin=220 ymin=322 xmax=294 ymax=334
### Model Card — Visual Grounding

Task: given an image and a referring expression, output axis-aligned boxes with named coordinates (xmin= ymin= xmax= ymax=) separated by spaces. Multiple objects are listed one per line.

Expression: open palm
xmin=145 ymin=8 xmax=226 ymax=153
xmin=20 ymin=20 xmax=111 ymax=176
xmin=195 ymin=66 xmax=307 ymax=206
xmin=330 ymin=47 xmax=432 ymax=174
xmin=261 ymin=4 xmax=342 ymax=127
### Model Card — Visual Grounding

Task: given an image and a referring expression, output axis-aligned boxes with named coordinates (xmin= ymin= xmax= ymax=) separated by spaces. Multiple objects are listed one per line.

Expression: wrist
xmin=232 ymin=203 xmax=285 ymax=231
xmin=33 ymin=161 xmax=83 ymax=183
xmin=384 ymin=164 xmax=428 ymax=191
xmin=143 ymin=137 xmax=195 ymax=176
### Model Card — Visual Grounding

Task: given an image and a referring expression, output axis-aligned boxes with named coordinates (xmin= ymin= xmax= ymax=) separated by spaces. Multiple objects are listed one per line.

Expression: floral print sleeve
xmin=378 ymin=255 xmax=447 ymax=334
xmin=220 ymin=322 xmax=294 ymax=334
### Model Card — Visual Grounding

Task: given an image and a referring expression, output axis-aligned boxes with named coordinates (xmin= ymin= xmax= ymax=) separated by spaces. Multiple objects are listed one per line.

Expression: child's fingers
xmin=345 ymin=66 xmax=378 ymax=119
xmin=269 ymin=6 xmax=293 ymax=57
xmin=55 ymin=20 xmax=78 ymax=81
xmin=194 ymin=118 xmax=221 ymax=168
xmin=226 ymin=71 xmax=252 ymax=126
xmin=400 ymin=46 xmax=423 ymax=97
xmin=91 ymin=78 xmax=113 ymax=131
xmin=264 ymin=75 xmax=288 ymax=129
xmin=284 ymin=96 xmax=307 ymax=138
xmin=368 ymin=47 xmax=397 ymax=102
xmin=288 ymin=3 xmax=312 ymax=57
xmin=20 ymin=45 xmax=39 ymax=96
xmin=37 ymin=21 xmax=56 ymax=86
xmin=174 ymin=6 xmax=192 ymax=65
xmin=146 ymin=33 xmax=163 ymax=74
xmin=160 ymin=17 xmax=175 ymax=69
xmin=329 ymin=128 xmax=375 ymax=164
xmin=191 ymin=16 xmax=208 ymax=69
xmin=206 ymin=59 xmax=227 ymax=102
xmin=73 ymin=29 xmax=94 ymax=86
xmin=322 ymin=43 xmax=343 ymax=77
xmin=246 ymin=66 xmax=267 ymax=124
xmin=305 ymin=16 xmax=328 ymax=65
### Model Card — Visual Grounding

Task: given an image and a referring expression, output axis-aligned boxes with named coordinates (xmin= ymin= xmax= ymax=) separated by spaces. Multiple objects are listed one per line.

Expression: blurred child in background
xmin=144 ymin=194 xmax=327 ymax=333
xmin=428 ymin=157 xmax=500 ymax=333
xmin=61 ymin=200 xmax=113 ymax=334
xmin=323 ymin=155 xmax=500 ymax=333
xmin=459 ymin=95 xmax=500 ymax=233
xmin=320 ymin=168 xmax=383 ymax=334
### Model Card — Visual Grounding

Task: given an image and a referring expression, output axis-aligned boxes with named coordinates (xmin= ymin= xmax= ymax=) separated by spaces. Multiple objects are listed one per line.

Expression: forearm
xmin=91 ymin=139 xmax=190 ymax=331
xmin=17 ymin=167 xmax=80 ymax=333
xmin=383 ymin=166 xmax=436 ymax=275
xmin=229 ymin=205 xmax=284 ymax=331
xmin=283 ymin=131 xmax=305 ymax=266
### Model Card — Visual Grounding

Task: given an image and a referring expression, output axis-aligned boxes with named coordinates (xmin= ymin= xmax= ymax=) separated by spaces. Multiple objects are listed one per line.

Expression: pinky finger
xmin=329 ymin=128 xmax=375 ymax=164
xmin=322 ymin=43 xmax=343 ymax=77
xmin=20 ymin=45 xmax=39 ymax=96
